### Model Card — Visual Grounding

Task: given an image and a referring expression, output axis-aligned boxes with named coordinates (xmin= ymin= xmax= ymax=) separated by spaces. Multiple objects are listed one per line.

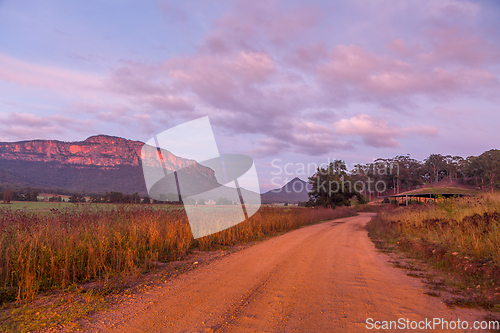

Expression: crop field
xmin=0 ymin=203 xmax=355 ymax=302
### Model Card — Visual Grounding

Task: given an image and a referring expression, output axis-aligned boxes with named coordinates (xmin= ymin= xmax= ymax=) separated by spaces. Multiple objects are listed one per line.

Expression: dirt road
xmin=87 ymin=213 xmax=486 ymax=332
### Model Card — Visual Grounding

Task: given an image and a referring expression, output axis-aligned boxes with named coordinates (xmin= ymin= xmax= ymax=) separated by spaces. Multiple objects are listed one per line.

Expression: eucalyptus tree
xmin=307 ymin=160 xmax=365 ymax=208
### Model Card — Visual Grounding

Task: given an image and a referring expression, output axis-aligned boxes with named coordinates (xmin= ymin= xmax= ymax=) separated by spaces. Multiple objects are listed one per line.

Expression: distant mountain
xmin=0 ymin=135 xmax=219 ymax=197
xmin=0 ymin=135 xmax=190 ymax=168
xmin=261 ymin=177 xmax=312 ymax=204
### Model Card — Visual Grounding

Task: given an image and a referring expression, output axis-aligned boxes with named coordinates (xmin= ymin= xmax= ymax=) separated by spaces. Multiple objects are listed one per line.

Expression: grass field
xmin=0 ymin=202 xmax=74 ymax=210
xmin=404 ymin=184 xmax=482 ymax=196
xmin=0 ymin=201 xmax=188 ymax=211
xmin=368 ymin=193 xmax=500 ymax=310
xmin=0 ymin=203 xmax=355 ymax=302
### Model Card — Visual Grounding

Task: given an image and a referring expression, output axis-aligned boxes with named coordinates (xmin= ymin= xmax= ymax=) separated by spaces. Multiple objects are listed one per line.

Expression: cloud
xmin=417 ymin=27 xmax=500 ymax=67
xmin=430 ymin=0 xmax=480 ymax=19
xmin=401 ymin=125 xmax=439 ymax=136
xmin=203 ymin=0 xmax=321 ymax=53
xmin=333 ymin=114 xmax=438 ymax=148
xmin=1 ymin=0 xmax=498 ymax=160
xmin=317 ymin=43 xmax=498 ymax=106
xmin=249 ymin=137 xmax=293 ymax=157
xmin=0 ymin=113 xmax=94 ymax=140
xmin=162 ymin=49 xmax=315 ymax=122
xmin=0 ymin=53 xmax=102 ymax=93
xmin=248 ymin=114 xmax=437 ymax=157
xmin=287 ymin=43 xmax=329 ymax=70
xmin=96 ymin=1 xmax=496 ymax=155
xmin=386 ymin=39 xmax=407 ymax=56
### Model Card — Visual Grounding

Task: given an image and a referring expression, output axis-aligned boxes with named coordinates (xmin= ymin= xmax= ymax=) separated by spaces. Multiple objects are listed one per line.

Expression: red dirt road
xmin=87 ymin=213 xmax=486 ymax=332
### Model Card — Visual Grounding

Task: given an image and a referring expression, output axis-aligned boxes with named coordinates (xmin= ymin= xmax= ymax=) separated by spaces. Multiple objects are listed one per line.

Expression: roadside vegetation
xmin=368 ymin=193 xmax=500 ymax=310
xmin=0 ymin=204 xmax=354 ymax=303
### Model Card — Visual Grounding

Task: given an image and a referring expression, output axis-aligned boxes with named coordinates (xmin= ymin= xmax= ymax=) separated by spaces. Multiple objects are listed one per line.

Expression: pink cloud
xmin=3 ymin=0 xmax=496 ymax=160
xmin=333 ymin=114 xmax=439 ymax=148
xmin=162 ymin=50 xmax=313 ymax=118
xmin=417 ymin=27 xmax=500 ymax=67
xmin=0 ymin=53 xmax=102 ymax=93
xmin=416 ymin=26 xmax=500 ymax=67
xmin=386 ymin=39 xmax=407 ymax=56
xmin=334 ymin=114 xmax=401 ymax=148
xmin=166 ymin=50 xmax=276 ymax=87
xmin=250 ymin=130 xmax=352 ymax=157
xmin=317 ymin=43 xmax=498 ymax=105
xmin=0 ymin=113 xmax=94 ymax=140
xmin=249 ymin=137 xmax=293 ymax=157
xmin=287 ymin=43 xmax=329 ymax=70
xmin=107 ymin=65 xmax=169 ymax=96
xmin=401 ymin=126 xmax=439 ymax=136
xmin=204 ymin=0 xmax=320 ymax=52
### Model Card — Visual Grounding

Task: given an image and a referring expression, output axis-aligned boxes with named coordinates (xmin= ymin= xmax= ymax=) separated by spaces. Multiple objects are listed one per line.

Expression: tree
xmin=395 ymin=155 xmax=425 ymax=189
xmin=69 ymin=193 xmax=86 ymax=203
xmin=425 ymin=154 xmax=446 ymax=184
xmin=3 ymin=189 xmax=11 ymax=204
xmin=131 ymin=193 xmax=141 ymax=204
xmin=31 ymin=190 xmax=39 ymax=202
xmin=350 ymin=163 xmax=372 ymax=199
xmin=108 ymin=192 xmax=123 ymax=203
xmin=306 ymin=160 xmax=364 ymax=208
xmin=478 ymin=149 xmax=500 ymax=192
xmin=122 ymin=194 xmax=132 ymax=203
xmin=90 ymin=194 xmax=103 ymax=203
xmin=196 ymin=198 xmax=206 ymax=205
xmin=216 ymin=197 xmax=232 ymax=205
xmin=49 ymin=195 xmax=62 ymax=202
xmin=462 ymin=156 xmax=483 ymax=189
xmin=443 ymin=155 xmax=463 ymax=182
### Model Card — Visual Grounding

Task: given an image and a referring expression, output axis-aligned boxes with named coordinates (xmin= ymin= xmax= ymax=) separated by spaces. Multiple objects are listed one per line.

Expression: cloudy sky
xmin=1 ymin=0 xmax=499 ymax=191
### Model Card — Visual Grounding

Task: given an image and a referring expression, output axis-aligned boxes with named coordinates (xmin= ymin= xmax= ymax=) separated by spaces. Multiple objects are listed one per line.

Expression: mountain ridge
xmin=0 ymin=135 xmax=217 ymax=196
xmin=0 ymin=135 xmax=305 ymax=204
xmin=261 ymin=177 xmax=311 ymax=203
xmin=0 ymin=134 xmax=196 ymax=170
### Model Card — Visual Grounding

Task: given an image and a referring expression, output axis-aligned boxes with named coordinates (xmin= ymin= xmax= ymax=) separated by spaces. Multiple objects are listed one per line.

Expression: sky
xmin=0 ymin=0 xmax=499 ymax=192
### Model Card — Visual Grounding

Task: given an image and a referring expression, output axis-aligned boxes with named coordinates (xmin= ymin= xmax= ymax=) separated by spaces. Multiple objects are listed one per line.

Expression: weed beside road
xmin=367 ymin=194 xmax=500 ymax=311
xmin=0 ymin=204 xmax=354 ymax=303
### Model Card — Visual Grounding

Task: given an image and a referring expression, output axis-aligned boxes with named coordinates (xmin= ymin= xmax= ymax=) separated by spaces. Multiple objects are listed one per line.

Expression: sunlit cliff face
xmin=0 ymin=135 xmax=203 ymax=171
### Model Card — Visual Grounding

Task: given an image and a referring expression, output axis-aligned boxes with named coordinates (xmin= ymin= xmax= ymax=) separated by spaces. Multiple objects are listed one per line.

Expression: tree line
xmin=1 ymin=187 xmax=237 ymax=206
xmin=349 ymin=149 xmax=500 ymax=194
xmin=0 ymin=188 xmax=39 ymax=203
xmin=307 ymin=149 xmax=500 ymax=208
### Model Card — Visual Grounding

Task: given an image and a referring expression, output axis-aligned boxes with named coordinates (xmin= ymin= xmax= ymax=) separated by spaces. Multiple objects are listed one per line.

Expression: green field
xmin=1 ymin=201 xmax=74 ymax=210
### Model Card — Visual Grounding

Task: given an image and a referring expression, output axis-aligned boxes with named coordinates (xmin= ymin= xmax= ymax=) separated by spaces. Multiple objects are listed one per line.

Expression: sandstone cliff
xmin=0 ymin=135 xmax=194 ymax=170
xmin=0 ymin=135 xmax=218 ymax=195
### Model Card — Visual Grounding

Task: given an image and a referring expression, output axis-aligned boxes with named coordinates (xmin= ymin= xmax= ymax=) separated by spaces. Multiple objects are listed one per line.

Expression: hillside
xmin=0 ymin=135 xmax=219 ymax=197
xmin=395 ymin=183 xmax=482 ymax=196
xmin=261 ymin=177 xmax=311 ymax=204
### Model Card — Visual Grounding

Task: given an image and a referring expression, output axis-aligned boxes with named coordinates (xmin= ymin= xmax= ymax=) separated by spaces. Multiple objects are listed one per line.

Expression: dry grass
xmin=372 ymin=193 xmax=500 ymax=265
xmin=0 ymin=204 xmax=354 ymax=302
xmin=368 ymin=193 xmax=500 ymax=310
